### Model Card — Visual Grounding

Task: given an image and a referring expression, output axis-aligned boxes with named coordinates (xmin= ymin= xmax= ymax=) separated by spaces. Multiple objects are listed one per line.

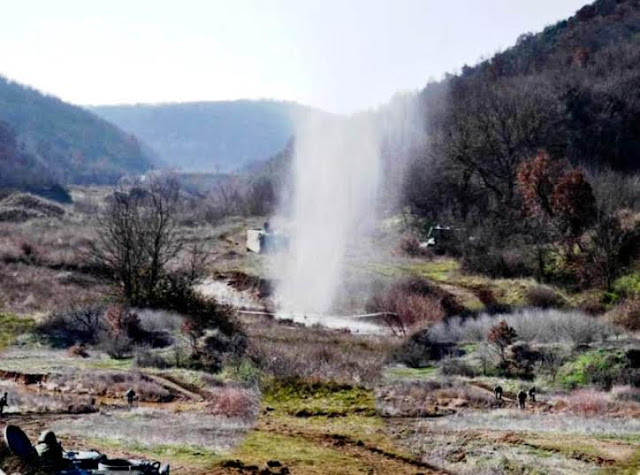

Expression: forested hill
xmin=415 ymin=0 xmax=640 ymax=179
xmin=0 ymin=76 xmax=156 ymax=185
xmin=402 ymin=0 xmax=640 ymax=218
xmin=90 ymin=100 xmax=320 ymax=173
xmin=467 ymin=0 xmax=640 ymax=79
xmin=393 ymin=0 xmax=640 ymax=290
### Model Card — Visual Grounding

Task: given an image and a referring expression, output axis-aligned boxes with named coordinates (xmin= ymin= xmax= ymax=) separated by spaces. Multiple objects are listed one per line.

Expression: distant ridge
xmin=0 ymin=75 xmax=156 ymax=185
xmin=90 ymin=100 xmax=325 ymax=173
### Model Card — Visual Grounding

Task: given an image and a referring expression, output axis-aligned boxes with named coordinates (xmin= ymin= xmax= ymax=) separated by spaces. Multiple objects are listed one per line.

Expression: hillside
xmin=0 ymin=76 xmax=156 ymax=185
xmin=393 ymin=0 xmax=640 ymax=298
xmin=422 ymin=0 xmax=640 ymax=173
xmin=90 ymin=100 xmax=320 ymax=173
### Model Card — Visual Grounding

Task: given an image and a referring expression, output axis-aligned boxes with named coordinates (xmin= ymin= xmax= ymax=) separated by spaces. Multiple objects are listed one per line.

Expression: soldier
xmin=528 ymin=386 xmax=536 ymax=403
xmin=125 ymin=388 xmax=137 ymax=408
xmin=517 ymin=390 xmax=527 ymax=410
xmin=493 ymin=385 xmax=503 ymax=401
xmin=0 ymin=392 xmax=8 ymax=417
xmin=34 ymin=430 xmax=64 ymax=468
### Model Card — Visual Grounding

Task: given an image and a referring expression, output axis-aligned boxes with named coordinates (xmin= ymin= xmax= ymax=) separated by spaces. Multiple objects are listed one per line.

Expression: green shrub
xmin=613 ymin=273 xmax=640 ymax=299
xmin=0 ymin=312 xmax=35 ymax=349
xmin=558 ymin=350 xmax=628 ymax=390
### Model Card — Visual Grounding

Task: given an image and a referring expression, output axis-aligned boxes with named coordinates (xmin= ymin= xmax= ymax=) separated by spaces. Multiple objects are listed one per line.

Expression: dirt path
xmin=145 ymin=374 xmax=205 ymax=401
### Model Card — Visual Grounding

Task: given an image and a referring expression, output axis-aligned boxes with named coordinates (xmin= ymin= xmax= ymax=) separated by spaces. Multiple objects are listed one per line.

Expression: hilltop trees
xmin=444 ymin=75 xmax=563 ymax=211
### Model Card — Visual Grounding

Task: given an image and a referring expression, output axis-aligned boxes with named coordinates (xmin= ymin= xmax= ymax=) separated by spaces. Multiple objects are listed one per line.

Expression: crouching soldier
xmin=35 ymin=430 xmax=64 ymax=469
xmin=0 ymin=392 xmax=8 ymax=417
xmin=517 ymin=390 xmax=527 ymax=410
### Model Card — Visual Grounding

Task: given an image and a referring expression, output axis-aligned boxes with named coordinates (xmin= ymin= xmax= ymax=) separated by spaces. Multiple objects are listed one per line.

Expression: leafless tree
xmin=445 ymin=75 xmax=563 ymax=209
xmin=91 ymin=173 xmax=185 ymax=305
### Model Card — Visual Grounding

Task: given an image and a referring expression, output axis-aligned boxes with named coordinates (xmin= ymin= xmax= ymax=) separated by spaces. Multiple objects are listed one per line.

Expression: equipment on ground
xmin=3 ymin=425 xmax=170 ymax=474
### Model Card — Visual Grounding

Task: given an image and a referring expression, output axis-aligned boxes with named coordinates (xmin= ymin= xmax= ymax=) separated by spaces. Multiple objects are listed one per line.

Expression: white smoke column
xmin=277 ymin=112 xmax=380 ymax=314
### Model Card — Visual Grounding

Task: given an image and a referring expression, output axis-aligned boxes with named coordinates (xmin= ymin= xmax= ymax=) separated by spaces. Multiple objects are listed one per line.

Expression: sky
xmin=0 ymin=0 xmax=588 ymax=114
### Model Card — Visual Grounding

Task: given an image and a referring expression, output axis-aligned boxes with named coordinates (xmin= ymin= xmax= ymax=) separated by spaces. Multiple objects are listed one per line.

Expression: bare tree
xmin=91 ymin=173 xmax=185 ymax=305
xmin=445 ymin=75 xmax=563 ymax=209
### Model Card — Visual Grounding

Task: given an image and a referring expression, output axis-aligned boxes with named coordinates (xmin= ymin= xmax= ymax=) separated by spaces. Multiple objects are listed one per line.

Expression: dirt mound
xmin=0 ymin=193 xmax=65 ymax=222
xmin=217 ymin=271 xmax=273 ymax=298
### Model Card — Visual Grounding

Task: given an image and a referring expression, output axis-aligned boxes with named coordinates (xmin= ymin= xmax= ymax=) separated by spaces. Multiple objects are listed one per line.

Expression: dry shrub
xmin=0 ymin=262 xmax=108 ymax=315
xmin=525 ymin=285 xmax=564 ymax=309
xmin=47 ymin=371 xmax=172 ymax=402
xmin=134 ymin=349 xmax=171 ymax=369
xmin=207 ymin=386 xmax=259 ymax=418
xmin=611 ymin=385 xmax=640 ymax=403
xmin=0 ymin=193 xmax=65 ymax=218
xmin=104 ymin=305 xmax=144 ymax=340
xmin=376 ymin=379 xmax=493 ymax=417
xmin=562 ymin=389 xmax=622 ymax=416
xmin=396 ymin=234 xmax=432 ymax=257
xmin=440 ymin=358 xmax=479 ymax=377
xmin=367 ymin=277 xmax=457 ymax=329
xmin=68 ymin=343 xmax=89 ymax=358
xmin=607 ymin=298 xmax=640 ymax=331
xmin=578 ymin=294 xmax=607 ymax=316
xmin=429 ymin=309 xmax=616 ymax=345
xmin=391 ymin=329 xmax=462 ymax=368
xmin=463 ymin=244 xmax=534 ymax=279
xmin=247 ymin=318 xmax=391 ymax=386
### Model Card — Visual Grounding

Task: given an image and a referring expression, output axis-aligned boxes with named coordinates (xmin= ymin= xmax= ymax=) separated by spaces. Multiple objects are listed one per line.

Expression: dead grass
xmin=46 ymin=370 xmax=173 ymax=402
xmin=0 ymin=193 xmax=65 ymax=222
xmin=560 ymin=389 xmax=640 ymax=417
xmin=246 ymin=315 xmax=394 ymax=386
xmin=367 ymin=277 xmax=462 ymax=330
xmin=55 ymin=407 xmax=256 ymax=454
xmin=0 ymin=262 xmax=109 ymax=314
xmin=376 ymin=378 xmax=494 ymax=417
xmin=206 ymin=386 xmax=260 ymax=418
xmin=0 ymin=380 xmax=95 ymax=415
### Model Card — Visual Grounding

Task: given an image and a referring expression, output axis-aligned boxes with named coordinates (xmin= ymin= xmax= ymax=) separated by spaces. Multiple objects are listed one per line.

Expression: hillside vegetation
xmin=0 ymin=76 xmax=156 ymax=185
xmin=383 ymin=0 xmax=640 ymax=303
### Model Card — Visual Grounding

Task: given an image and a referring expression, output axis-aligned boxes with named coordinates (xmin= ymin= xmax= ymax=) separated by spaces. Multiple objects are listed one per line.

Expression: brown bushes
xmin=396 ymin=234 xmax=433 ymax=257
xmin=525 ymin=285 xmax=564 ymax=309
xmin=607 ymin=298 xmax=640 ymax=331
xmin=376 ymin=379 xmax=493 ymax=417
xmin=47 ymin=371 xmax=173 ymax=402
xmin=206 ymin=386 xmax=259 ymax=418
xmin=247 ymin=317 xmax=390 ymax=386
xmin=68 ymin=343 xmax=89 ymax=358
xmin=367 ymin=277 xmax=461 ymax=330
xmin=562 ymin=389 xmax=623 ymax=416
